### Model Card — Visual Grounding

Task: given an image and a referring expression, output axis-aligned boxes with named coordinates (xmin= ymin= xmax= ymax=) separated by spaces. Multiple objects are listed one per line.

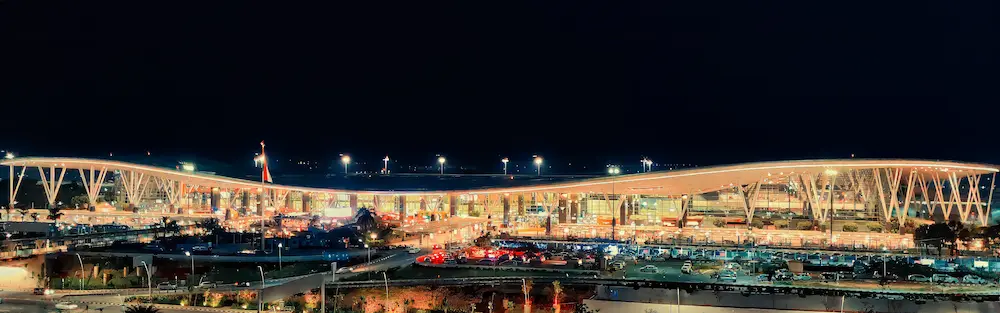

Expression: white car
xmin=407 ymin=247 xmax=421 ymax=254
xmin=335 ymin=267 xmax=354 ymax=274
xmin=907 ymin=274 xmax=931 ymax=282
xmin=55 ymin=302 xmax=79 ymax=310
xmin=931 ymin=274 xmax=959 ymax=284
xmin=610 ymin=261 xmax=626 ymax=270
xmin=639 ymin=265 xmax=658 ymax=273
xmin=680 ymin=263 xmax=693 ymax=274
xmin=157 ymin=282 xmax=178 ymax=290
xmin=962 ymin=275 xmax=987 ymax=284
xmin=718 ymin=272 xmax=737 ymax=282
xmin=197 ymin=281 xmax=218 ymax=289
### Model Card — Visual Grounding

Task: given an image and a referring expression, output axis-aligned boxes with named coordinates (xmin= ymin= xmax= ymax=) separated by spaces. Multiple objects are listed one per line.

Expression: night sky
xmin=2 ymin=1 xmax=998 ymax=173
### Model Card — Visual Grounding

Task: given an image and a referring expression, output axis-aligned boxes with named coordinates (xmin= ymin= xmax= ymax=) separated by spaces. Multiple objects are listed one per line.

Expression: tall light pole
xmin=825 ymin=169 xmax=838 ymax=247
xmin=381 ymin=271 xmax=390 ymax=307
xmin=256 ymin=265 xmax=265 ymax=313
xmin=185 ymin=251 xmax=194 ymax=286
xmin=341 ymin=155 xmax=351 ymax=174
xmin=533 ymin=156 xmax=543 ymax=176
xmin=382 ymin=156 xmax=390 ymax=174
xmin=642 ymin=158 xmax=652 ymax=172
xmin=502 ymin=158 xmax=509 ymax=175
xmin=75 ymin=253 xmax=85 ymax=290
xmin=438 ymin=156 xmax=446 ymax=175
xmin=277 ymin=242 xmax=283 ymax=270
xmin=140 ymin=261 xmax=152 ymax=302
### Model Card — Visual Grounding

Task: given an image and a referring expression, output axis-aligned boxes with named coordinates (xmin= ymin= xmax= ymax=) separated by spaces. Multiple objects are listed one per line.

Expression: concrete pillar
xmin=468 ymin=195 xmax=475 ymax=216
xmin=302 ymin=193 xmax=311 ymax=213
xmin=449 ymin=194 xmax=458 ymax=217
xmin=502 ymin=195 xmax=511 ymax=227
xmin=570 ymin=194 xmax=580 ymax=224
xmin=558 ymin=197 xmax=568 ymax=223
xmin=210 ymin=188 xmax=220 ymax=213
xmin=241 ymin=190 xmax=250 ymax=216
xmin=398 ymin=195 xmax=406 ymax=218
xmin=349 ymin=194 xmax=358 ymax=210
xmin=517 ymin=194 xmax=525 ymax=216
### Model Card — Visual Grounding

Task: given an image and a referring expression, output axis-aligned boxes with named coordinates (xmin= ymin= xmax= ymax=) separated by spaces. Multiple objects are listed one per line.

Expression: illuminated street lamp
xmin=438 ymin=156 xmax=446 ymax=174
xmin=382 ymin=156 xmax=390 ymax=174
xmin=341 ymin=155 xmax=351 ymax=174
xmin=501 ymin=158 xmax=509 ymax=175
xmin=641 ymin=158 xmax=653 ymax=172
xmin=277 ymin=242 xmax=283 ymax=270
xmin=184 ymin=251 xmax=194 ymax=285
xmin=533 ymin=156 xmax=543 ymax=176
xmin=608 ymin=166 xmax=620 ymax=239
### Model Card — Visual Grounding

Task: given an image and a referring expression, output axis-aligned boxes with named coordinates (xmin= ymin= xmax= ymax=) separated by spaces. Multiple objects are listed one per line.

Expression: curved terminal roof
xmin=3 ymin=157 xmax=996 ymax=196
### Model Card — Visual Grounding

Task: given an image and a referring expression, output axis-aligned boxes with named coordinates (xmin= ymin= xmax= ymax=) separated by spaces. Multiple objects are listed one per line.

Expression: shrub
xmin=841 ymin=223 xmax=858 ymax=232
xmin=772 ymin=220 xmax=789 ymax=229
xmin=797 ymin=221 xmax=814 ymax=230
xmin=712 ymin=218 xmax=726 ymax=228
xmin=750 ymin=220 xmax=764 ymax=229
xmin=867 ymin=222 xmax=883 ymax=233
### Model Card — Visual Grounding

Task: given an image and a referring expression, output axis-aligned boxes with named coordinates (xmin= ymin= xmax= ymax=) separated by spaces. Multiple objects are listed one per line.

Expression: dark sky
xmin=2 ymin=1 xmax=998 ymax=172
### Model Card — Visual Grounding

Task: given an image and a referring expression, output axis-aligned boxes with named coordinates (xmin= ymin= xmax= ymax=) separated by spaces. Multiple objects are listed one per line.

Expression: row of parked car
xmin=904 ymin=274 xmax=990 ymax=284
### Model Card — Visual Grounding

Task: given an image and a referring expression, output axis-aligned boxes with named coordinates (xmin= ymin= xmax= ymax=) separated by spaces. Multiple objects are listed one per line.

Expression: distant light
xmin=341 ymin=155 xmax=351 ymax=164
xmin=3 ymin=152 xmax=13 ymax=159
xmin=438 ymin=156 xmax=446 ymax=164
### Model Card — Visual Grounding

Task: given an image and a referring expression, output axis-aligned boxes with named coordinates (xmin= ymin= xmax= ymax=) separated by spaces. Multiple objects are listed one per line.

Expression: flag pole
xmin=260 ymin=141 xmax=266 ymax=253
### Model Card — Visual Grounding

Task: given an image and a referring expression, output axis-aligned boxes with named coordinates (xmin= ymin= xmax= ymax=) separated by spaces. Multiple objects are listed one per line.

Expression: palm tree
xmin=552 ymin=280 xmax=563 ymax=313
xmin=47 ymin=207 xmax=64 ymax=222
xmin=523 ymin=279 xmax=533 ymax=313
xmin=29 ymin=212 xmax=39 ymax=222
xmin=125 ymin=305 xmax=161 ymax=313
xmin=354 ymin=207 xmax=378 ymax=233
xmin=16 ymin=208 xmax=29 ymax=221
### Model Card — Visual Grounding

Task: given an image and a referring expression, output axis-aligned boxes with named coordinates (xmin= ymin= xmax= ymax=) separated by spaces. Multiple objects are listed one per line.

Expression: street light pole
xmin=438 ymin=156 xmax=446 ymax=175
xmin=257 ymin=265 xmax=265 ymax=313
xmin=341 ymin=155 xmax=351 ymax=175
xmin=141 ymin=261 xmax=152 ymax=302
xmin=75 ymin=253 xmax=84 ymax=290
xmin=185 ymin=251 xmax=194 ymax=286
xmin=382 ymin=271 xmax=390 ymax=306
xmin=502 ymin=158 xmax=509 ymax=175
xmin=534 ymin=156 xmax=543 ymax=176
xmin=278 ymin=242 xmax=283 ymax=270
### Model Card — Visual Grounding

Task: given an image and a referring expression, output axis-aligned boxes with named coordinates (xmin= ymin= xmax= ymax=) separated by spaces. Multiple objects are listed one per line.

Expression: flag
xmin=257 ymin=141 xmax=273 ymax=183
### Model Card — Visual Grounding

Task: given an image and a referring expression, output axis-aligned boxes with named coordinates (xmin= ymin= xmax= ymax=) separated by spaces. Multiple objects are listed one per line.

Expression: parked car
xmin=477 ymin=259 xmax=495 ymax=266
xmin=407 ymin=247 xmax=421 ymax=254
xmin=157 ymin=282 xmax=178 ymax=290
xmin=33 ymin=288 xmax=53 ymax=295
xmin=639 ymin=265 xmax=658 ymax=273
xmin=718 ymin=272 xmax=738 ymax=282
xmin=962 ymin=275 xmax=987 ymax=284
xmin=335 ymin=267 xmax=354 ymax=274
xmin=610 ymin=261 xmax=626 ymax=270
xmin=649 ymin=256 xmax=667 ymax=262
xmin=680 ymin=263 xmax=693 ymax=274
xmin=756 ymin=274 xmax=770 ymax=282
xmin=931 ymin=274 xmax=959 ymax=284
xmin=233 ymin=281 xmax=252 ymax=287
xmin=907 ymin=274 xmax=931 ymax=282
xmin=55 ymin=302 xmax=79 ymax=310
xmin=793 ymin=273 xmax=812 ymax=281
xmin=197 ymin=281 xmax=218 ymax=289
xmin=775 ymin=272 xmax=794 ymax=281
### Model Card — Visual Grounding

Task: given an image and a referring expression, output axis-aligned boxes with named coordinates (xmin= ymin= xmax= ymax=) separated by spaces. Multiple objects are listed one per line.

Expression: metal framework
xmin=3 ymin=157 xmax=999 ymax=226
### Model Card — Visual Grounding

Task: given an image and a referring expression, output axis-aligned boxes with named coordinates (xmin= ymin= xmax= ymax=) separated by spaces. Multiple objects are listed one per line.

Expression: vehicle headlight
xmin=45 ymin=289 xmax=54 ymax=295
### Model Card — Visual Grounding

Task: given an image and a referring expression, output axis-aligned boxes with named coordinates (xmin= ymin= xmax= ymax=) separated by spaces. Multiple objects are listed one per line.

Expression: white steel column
xmin=897 ymin=170 xmax=917 ymax=226
xmin=8 ymin=166 xmax=26 ymax=208
xmin=153 ymin=177 xmax=184 ymax=206
xmin=119 ymin=170 xmax=149 ymax=207
xmin=737 ymin=180 xmax=763 ymax=225
xmin=986 ymin=173 xmax=997 ymax=227
xmin=37 ymin=165 xmax=67 ymax=207
xmin=78 ymin=166 xmax=109 ymax=207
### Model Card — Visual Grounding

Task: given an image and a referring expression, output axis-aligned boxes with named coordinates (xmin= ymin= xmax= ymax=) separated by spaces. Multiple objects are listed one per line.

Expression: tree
xmin=523 ymin=279 xmax=534 ymax=313
xmin=354 ymin=207 xmax=379 ymax=233
xmin=841 ymin=223 xmax=858 ymax=232
xmin=47 ymin=207 xmax=64 ymax=222
xmin=125 ymin=305 xmax=161 ymax=313
xmin=552 ymin=280 xmax=564 ymax=313
xmin=16 ymin=208 xmax=29 ymax=221
xmin=29 ymin=212 xmax=39 ymax=222
xmin=2 ymin=206 xmax=11 ymax=221
xmin=750 ymin=220 xmax=764 ymax=229
xmin=70 ymin=195 xmax=90 ymax=209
